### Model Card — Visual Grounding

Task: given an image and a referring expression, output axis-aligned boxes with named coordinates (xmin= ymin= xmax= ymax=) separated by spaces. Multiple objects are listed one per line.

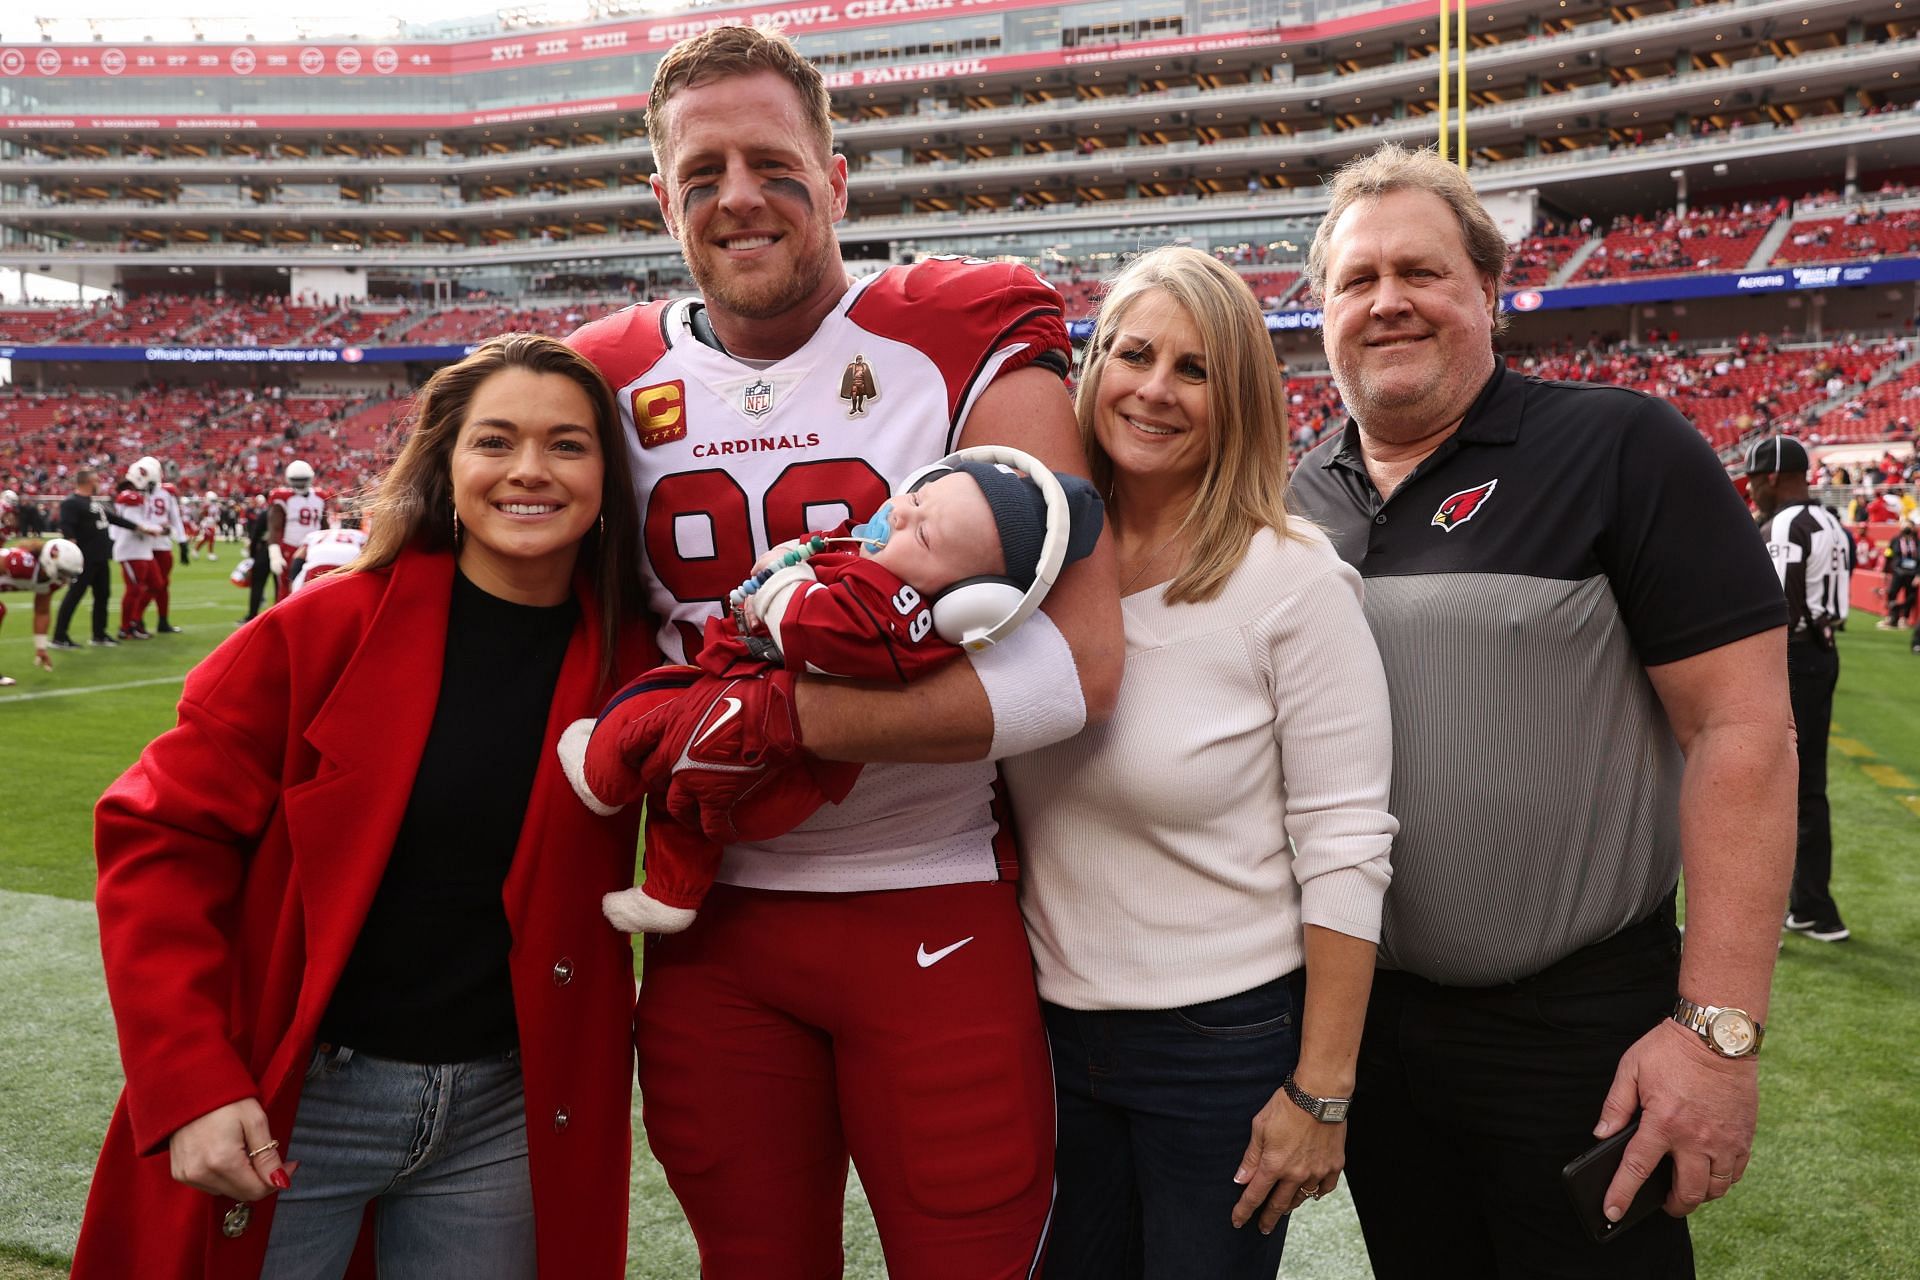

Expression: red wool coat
xmin=73 ymin=547 xmax=655 ymax=1280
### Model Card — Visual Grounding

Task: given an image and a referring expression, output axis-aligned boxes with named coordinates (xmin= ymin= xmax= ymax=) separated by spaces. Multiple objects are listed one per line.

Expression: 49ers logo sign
xmin=1431 ymin=479 xmax=1497 ymax=532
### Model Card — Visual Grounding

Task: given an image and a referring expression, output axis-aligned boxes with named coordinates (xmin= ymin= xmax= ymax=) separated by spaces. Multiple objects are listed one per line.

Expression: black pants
xmin=246 ymin=540 xmax=270 ymax=619
xmin=55 ymin=556 xmax=112 ymax=642
xmin=1888 ymin=573 xmax=1917 ymax=627
xmin=1346 ymin=903 xmax=1692 ymax=1279
xmin=1787 ymin=637 xmax=1840 ymax=925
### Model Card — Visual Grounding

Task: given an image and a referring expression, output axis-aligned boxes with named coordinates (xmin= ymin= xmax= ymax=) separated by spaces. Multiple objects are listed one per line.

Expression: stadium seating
xmin=1574 ymin=203 xmax=1786 ymax=284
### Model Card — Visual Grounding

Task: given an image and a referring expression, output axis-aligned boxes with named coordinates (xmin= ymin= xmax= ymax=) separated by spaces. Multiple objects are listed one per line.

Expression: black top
xmin=59 ymin=492 xmax=123 ymax=558
xmin=320 ymin=571 xmax=579 ymax=1062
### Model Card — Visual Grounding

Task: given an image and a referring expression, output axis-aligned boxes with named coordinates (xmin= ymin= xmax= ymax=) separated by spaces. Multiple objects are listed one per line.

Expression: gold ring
xmin=1708 ymin=1171 xmax=1735 ymax=1181
xmin=246 ymin=1140 xmax=279 ymax=1160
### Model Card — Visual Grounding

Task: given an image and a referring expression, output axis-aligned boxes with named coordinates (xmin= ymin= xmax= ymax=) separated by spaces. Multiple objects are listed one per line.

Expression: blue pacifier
xmin=851 ymin=500 xmax=895 ymax=552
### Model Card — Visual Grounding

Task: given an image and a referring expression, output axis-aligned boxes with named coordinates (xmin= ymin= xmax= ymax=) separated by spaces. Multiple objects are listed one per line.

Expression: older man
xmin=1288 ymin=143 xmax=1794 ymax=1278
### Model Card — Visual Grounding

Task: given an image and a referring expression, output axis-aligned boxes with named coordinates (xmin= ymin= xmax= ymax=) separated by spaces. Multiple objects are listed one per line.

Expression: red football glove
xmin=654 ymin=669 xmax=863 ymax=845
xmin=557 ymin=664 xmax=703 ymax=815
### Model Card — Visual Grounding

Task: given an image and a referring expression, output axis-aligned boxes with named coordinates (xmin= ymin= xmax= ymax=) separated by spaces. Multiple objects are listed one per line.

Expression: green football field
xmin=2 ymin=550 xmax=1916 ymax=1278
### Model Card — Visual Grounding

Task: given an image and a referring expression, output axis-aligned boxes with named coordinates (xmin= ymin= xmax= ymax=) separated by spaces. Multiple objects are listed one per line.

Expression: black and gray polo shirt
xmin=1288 ymin=363 xmax=1785 ymax=987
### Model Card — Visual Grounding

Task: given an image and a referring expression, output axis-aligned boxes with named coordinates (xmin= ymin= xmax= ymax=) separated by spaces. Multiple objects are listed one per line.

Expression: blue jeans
xmin=260 ymin=1045 xmax=536 ymax=1280
xmin=1042 ymin=970 xmax=1306 ymax=1280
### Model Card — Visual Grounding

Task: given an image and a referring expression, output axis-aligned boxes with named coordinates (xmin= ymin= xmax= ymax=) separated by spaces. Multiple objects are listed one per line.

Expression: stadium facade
xmin=1 ymin=0 xmax=1916 ymax=307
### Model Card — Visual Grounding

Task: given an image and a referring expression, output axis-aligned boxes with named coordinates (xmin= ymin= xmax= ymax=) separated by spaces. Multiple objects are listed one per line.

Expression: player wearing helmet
xmin=130 ymin=457 xmax=190 ymax=634
xmin=113 ymin=461 xmax=167 ymax=640
xmin=0 ymin=538 xmax=85 ymax=685
xmin=266 ymin=460 xmax=327 ymax=603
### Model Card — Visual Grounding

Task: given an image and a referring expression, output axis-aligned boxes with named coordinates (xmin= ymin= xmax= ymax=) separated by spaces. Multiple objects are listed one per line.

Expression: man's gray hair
xmin=1306 ymin=143 xmax=1510 ymax=329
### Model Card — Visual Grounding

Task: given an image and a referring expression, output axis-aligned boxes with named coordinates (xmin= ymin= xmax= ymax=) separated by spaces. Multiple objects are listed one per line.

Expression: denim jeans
xmin=1042 ymin=969 xmax=1306 ymax=1280
xmin=259 ymin=1045 xmax=535 ymax=1280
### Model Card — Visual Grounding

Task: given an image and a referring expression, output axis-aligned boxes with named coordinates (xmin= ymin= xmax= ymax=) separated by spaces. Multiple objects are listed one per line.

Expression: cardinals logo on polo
xmin=742 ymin=379 xmax=775 ymax=419
xmin=1432 ymin=479 xmax=1498 ymax=532
xmin=839 ymin=354 xmax=879 ymax=418
xmin=632 ymin=380 xmax=687 ymax=449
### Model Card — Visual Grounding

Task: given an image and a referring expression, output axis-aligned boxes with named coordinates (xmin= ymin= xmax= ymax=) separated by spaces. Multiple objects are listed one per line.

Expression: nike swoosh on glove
xmin=655 ymin=670 xmax=862 ymax=845
xmin=557 ymin=664 xmax=703 ymax=816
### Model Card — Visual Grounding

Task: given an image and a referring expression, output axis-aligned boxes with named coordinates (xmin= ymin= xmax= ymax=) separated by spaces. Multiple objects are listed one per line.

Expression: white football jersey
xmin=292 ymin=526 xmax=368 ymax=592
xmin=272 ymin=488 xmax=328 ymax=545
xmin=570 ymin=256 xmax=1068 ymax=892
xmin=142 ymin=486 xmax=187 ymax=551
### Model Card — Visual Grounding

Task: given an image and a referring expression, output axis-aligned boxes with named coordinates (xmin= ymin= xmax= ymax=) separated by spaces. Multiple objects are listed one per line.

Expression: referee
xmin=1748 ymin=435 xmax=1852 ymax=943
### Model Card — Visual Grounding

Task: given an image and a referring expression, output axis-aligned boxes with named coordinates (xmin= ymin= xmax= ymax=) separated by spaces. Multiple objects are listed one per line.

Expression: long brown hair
xmin=357 ymin=333 xmax=641 ymax=684
xmin=1075 ymin=246 xmax=1303 ymax=605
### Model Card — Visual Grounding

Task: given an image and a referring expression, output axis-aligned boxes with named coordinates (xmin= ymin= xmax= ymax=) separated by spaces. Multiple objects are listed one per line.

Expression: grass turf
xmin=2 ymin=549 xmax=1915 ymax=1277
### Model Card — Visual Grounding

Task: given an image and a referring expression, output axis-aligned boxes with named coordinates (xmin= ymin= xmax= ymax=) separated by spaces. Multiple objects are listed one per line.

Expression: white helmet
xmin=37 ymin=538 xmax=84 ymax=586
xmin=1 ymin=489 xmax=16 ymax=505
xmin=286 ymin=460 xmax=315 ymax=493
xmin=126 ymin=457 xmax=162 ymax=493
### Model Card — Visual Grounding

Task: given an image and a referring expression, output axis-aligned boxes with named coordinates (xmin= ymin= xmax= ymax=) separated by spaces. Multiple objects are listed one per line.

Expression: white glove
xmin=267 ymin=545 xmax=286 ymax=577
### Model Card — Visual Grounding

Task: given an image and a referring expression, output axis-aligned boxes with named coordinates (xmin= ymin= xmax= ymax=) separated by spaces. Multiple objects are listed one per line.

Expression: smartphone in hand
xmin=1560 ymin=1117 xmax=1674 ymax=1244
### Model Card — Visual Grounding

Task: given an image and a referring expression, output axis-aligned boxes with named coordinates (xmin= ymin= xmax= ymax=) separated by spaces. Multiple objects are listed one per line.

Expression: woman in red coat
xmin=75 ymin=333 xmax=657 ymax=1280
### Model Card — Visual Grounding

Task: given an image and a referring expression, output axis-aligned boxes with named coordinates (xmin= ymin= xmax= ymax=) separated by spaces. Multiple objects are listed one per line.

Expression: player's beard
xmin=683 ymin=217 xmax=838 ymax=323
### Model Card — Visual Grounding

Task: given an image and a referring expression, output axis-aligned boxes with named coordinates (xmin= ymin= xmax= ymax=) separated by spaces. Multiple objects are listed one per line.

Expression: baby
xmin=562 ymin=452 xmax=1103 ymax=934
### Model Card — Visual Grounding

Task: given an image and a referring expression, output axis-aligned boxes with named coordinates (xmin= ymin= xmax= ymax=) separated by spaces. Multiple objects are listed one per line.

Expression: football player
xmin=0 ymin=537 xmax=85 ymax=685
xmin=128 ymin=456 xmax=190 ymax=633
xmin=566 ymin=25 xmax=1119 ymax=1279
xmin=266 ymin=461 xmax=327 ymax=602
xmin=111 ymin=462 xmax=166 ymax=640
xmin=289 ymin=519 xmax=368 ymax=593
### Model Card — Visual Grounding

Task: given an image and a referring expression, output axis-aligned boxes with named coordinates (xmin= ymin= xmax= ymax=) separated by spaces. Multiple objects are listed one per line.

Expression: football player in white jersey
xmin=128 ymin=457 xmax=189 ymax=633
xmin=568 ymin=25 xmax=1119 ymax=1280
xmin=267 ymin=460 xmax=328 ymax=602
xmin=0 ymin=538 xmax=85 ymax=684
xmin=289 ymin=521 xmax=369 ymax=593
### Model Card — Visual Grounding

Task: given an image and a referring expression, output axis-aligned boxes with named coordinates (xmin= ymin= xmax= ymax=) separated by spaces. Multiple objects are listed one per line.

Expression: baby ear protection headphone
xmin=897 ymin=444 xmax=1072 ymax=652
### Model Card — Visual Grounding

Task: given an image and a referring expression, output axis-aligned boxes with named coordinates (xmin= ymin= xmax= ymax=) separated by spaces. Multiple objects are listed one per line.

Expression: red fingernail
xmin=270 ymin=1170 xmax=291 ymax=1190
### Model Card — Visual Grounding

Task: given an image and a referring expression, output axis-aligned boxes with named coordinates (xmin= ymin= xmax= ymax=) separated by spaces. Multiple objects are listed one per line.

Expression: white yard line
xmin=0 ymin=675 xmax=183 ymax=703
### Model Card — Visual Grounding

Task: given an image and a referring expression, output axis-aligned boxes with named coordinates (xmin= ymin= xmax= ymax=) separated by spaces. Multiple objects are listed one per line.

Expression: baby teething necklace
xmin=727 ymin=533 xmax=873 ymax=636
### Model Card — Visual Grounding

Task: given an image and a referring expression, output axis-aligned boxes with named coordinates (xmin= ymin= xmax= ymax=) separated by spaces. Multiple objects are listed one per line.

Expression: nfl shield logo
xmin=742 ymin=379 xmax=775 ymax=419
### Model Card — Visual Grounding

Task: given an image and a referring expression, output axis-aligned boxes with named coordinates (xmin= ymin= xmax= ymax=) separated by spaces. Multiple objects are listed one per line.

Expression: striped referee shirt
xmin=1760 ymin=503 xmax=1851 ymax=639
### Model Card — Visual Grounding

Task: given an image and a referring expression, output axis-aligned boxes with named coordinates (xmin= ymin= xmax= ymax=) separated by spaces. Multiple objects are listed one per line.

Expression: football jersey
xmin=110 ymin=491 xmax=154 ymax=561
xmin=292 ymin=526 xmax=368 ymax=592
xmin=570 ymin=256 xmax=1068 ymax=893
xmin=140 ymin=485 xmax=187 ymax=552
xmin=271 ymin=487 xmax=329 ymax=546
xmin=0 ymin=545 xmax=51 ymax=593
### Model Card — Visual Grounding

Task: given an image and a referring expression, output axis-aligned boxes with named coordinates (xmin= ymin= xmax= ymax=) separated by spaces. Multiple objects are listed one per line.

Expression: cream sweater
xmin=1004 ymin=524 xmax=1397 ymax=1010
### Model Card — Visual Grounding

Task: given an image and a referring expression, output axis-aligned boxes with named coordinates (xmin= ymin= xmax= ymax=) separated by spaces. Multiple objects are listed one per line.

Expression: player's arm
xmin=794 ymin=364 xmax=1122 ymax=762
xmin=32 ymin=591 xmax=54 ymax=670
xmin=1593 ymin=627 xmax=1793 ymax=1220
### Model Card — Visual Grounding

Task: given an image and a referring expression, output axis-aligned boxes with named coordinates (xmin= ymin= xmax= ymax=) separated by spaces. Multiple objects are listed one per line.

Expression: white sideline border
xmin=0 ymin=675 xmax=184 ymax=703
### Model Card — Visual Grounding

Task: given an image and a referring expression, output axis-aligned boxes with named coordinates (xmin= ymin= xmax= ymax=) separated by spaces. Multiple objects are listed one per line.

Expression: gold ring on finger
xmin=246 ymin=1140 xmax=279 ymax=1160
xmin=1708 ymin=1171 xmax=1735 ymax=1181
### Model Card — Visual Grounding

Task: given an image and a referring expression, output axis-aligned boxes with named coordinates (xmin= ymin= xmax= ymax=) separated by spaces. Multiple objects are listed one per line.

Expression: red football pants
xmin=636 ymin=881 xmax=1055 ymax=1280
xmin=119 ymin=560 xmax=161 ymax=630
xmin=275 ymin=541 xmax=300 ymax=602
xmin=151 ymin=549 xmax=173 ymax=619
xmin=195 ymin=525 xmax=216 ymax=553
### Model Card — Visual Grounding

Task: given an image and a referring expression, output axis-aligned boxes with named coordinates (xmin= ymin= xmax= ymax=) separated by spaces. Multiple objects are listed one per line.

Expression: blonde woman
xmin=1005 ymin=246 xmax=1397 ymax=1278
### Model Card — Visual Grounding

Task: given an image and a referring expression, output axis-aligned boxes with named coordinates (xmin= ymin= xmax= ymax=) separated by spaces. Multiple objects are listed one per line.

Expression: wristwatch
xmin=1671 ymin=997 xmax=1764 ymax=1059
xmin=1282 ymin=1073 xmax=1352 ymax=1123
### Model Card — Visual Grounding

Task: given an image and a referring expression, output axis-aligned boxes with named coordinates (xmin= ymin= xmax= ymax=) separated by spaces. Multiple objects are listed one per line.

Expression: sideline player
xmin=0 ymin=537 xmax=85 ymax=685
xmin=289 ymin=518 xmax=369 ymax=593
xmin=111 ymin=462 xmax=166 ymax=641
xmin=266 ymin=460 xmax=327 ymax=602
xmin=568 ymin=24 xmax=1120 ymax=1279
xmin=191 ymin=491 xmax=221 ymax=562
xmin=127 ymin=457 xmax=190 ymax=634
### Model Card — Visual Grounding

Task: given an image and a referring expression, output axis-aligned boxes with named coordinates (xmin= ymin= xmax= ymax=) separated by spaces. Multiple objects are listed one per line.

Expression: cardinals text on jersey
xmin=569 ymin=255 xmax=1066 ymax=664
